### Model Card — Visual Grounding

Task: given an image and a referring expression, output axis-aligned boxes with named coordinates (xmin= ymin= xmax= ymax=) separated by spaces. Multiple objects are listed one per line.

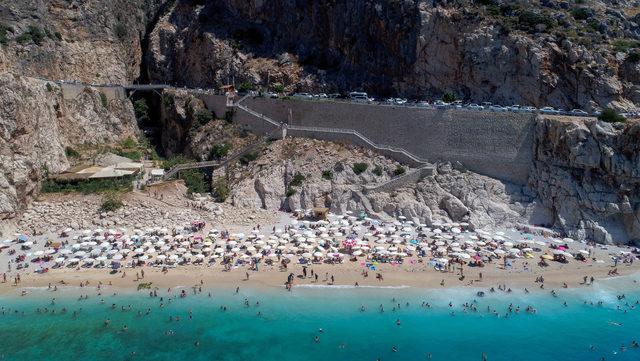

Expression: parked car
xmin=266 ymin=92 xmax=279 ymax=99
xmin=433 ymin=100 xmax=450 ymax=108
xmin=315 ymin=93 xmax=328 ymax=99
xmin=293 ymin=92 xmax=313 ymax=100
xmin=349 ymin=91 xmax=371 ymax=103
xmin=489 ymin=105 xmax=508 ymax=112
xmin=521 ymin=106 xmax=537 ymax=113
xmin=539 ymin=106 xmax=559 ymax=114
xmin=570 ymin=109 xmax=588 ymax=116
xmin=394 ymin=98 xmax=408 ymax=105
xmin=467 ymin=103 xmax=484 ymax=110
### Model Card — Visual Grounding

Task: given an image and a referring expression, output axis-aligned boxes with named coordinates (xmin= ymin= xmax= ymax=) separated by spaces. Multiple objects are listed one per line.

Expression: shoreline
xmin=3 ymin=262 xmax=639 ymax=298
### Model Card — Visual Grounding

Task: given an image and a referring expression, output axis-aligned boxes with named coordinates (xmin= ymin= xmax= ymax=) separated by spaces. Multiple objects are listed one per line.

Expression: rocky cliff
xmin=0 ymin=74 xmax=138 ymax=219
xmin=530 ymin=116 xmax=640 ymax=243
xmin=229 ymin=138 xmax=544 ymax=231
xmin=145 ymin=0 xmax=640 ymax=111
xmin=0 ymin=0 xmax=169 ymax=84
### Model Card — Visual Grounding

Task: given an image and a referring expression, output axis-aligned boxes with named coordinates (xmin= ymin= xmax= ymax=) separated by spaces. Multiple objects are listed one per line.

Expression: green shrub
xmin=598 ymin=108 xmax=626 ymax=123
xmin=16 ymin=32 xmax=32 ymax=44
xmin=272 ymin=83 xmax=285 ymax=93
xmin=213 ymin=176 xmax=230 ymax=202
xmin=99 ymin=92 xmax=108 ymax=108
xmin=179 ymin=169 xmax=208 ymax=194
xmin=162 ymin=155 xmax=192 ymax=170
xmin=209 ymin=143 xmax=232 ymax=160
xmin=321 ymin=170 xmax=333 ymax=180
xmin=393 ymin=166 xmax=406 ymax=176
xmin=64 ymin=146 xmax=80 ymax=158
xmin=41 ymin=176 xmax=133 ymax=194
xmin=113 ymin=23 xmax=127 ymax=40
xmin=133 ymin=99 xmax=150 ymax=123
xmin=194 ymin=109 xmax=213 ymax=127
xmin=442 ymin=92 xmax=456 ymax=103
xmin=16 ymin=26 xmax=45 ymax=45
xmin=0 ymin=23 xmax=13 ymax=45
xmin=285 ymin=187 xmax=296 ymax=197
xmin=570 ymin=8 xmax=592 ymax=21
xmin=613 ymin=39 xmax=640 ymax=53
xmin=46 ymin=83 xmax=53 ymax=92
xmin=117 ymin=150 xmax=142 ymax=161
xmin=120 ymin=136 xmax=137 ymax=149
xmin=100 ymin=192 xmax=124 ymax=212
xmin=53 ymin=31 xmax=62 ymax=41
xmin=162 ymin=93 xmax=173 ymax=107
xmin=289 ymin=172 xmax=305 ymax=187
xmin=239 ymin=152 xmax=258 ymax=166
xmin=517 ymin=11 xmax=555 ymax=32
xmin=238 ymin=81 xmax=253 ymax=92
xmin=352 ymin=163 xmax=368 ymax=175
xmin=372 ymin=165 xmax=383 ymax=177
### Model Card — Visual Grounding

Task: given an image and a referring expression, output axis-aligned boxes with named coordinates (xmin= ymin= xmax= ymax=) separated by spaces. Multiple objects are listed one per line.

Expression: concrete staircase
xmin=232 ymin=102 xmax=437 ymax=193
xmin=363 ymin=165 xmax=435 ymax=193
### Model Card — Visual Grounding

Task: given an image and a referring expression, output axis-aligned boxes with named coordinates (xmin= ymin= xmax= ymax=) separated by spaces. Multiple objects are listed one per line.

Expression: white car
xmin=539 ymin=106 xmax=559 ymax=114
xmin=434 ymin=100 xmax=450 ymax=108
xmin=570 ymin=109 xmax=588 ymax=116
xmin=293 ymin=93 xmax=313 ymax=100
xmin=521 ymin=106 xmax=537 ymax=113
xmin=467 ymin=103 xmax=484 ymax=110
xmin=489 ymin=105 xmax=507 ymax=112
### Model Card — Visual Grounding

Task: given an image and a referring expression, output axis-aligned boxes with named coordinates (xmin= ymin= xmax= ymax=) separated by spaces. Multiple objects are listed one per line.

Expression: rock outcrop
xmin=145 ymin=0 xmax=640 ymax=111
xmin=0 ymin=74 xmax=138 ymax=219
xmin=229 ymin=138 xmax=543 ymax=231
xmin=530 ymin=116 xmax=640 ymax=243
xmin=0 ymin=0 xmax=168 ymax=84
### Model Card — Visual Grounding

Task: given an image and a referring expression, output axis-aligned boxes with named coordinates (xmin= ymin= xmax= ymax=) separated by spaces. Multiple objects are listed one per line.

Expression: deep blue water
xmin=1 ymin=279 xmax=639 ymax=361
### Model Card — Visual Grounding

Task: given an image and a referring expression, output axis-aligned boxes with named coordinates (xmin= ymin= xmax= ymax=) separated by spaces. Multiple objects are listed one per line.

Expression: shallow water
xmin=1 ymin=278 xmax=639 ymax=361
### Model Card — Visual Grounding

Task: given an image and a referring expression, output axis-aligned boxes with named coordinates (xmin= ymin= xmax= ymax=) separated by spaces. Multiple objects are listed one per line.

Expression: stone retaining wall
xmin=242 ymin=98 xmax=535 ymax=185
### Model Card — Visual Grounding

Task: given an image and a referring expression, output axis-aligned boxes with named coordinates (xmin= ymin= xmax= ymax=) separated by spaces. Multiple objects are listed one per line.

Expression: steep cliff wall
xmin=0 ymin=74 xmax=138 ymax=219
xmin=145 ymin=0 xmax=640 ymax=111
xmin=0 ymin=0 xmax=167 ymax=83
xmin=530 ymin=117 xmax=640 ymax=243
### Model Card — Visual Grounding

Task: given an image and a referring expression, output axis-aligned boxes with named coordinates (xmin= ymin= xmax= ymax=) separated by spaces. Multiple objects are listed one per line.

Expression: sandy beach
xmin=2 ymin=252 xmax=639 ymax=297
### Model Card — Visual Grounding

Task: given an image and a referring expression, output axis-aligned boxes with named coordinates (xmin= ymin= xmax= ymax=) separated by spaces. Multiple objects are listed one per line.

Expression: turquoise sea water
xmin=1 ymin=278 xmax=639 ymax=361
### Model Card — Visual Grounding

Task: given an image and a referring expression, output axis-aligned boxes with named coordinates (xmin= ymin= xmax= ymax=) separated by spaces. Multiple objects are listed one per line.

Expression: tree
xmin=209 ymin=143 xmax=232 ymax=160
xmin=100 ymin=192 xmax=124 ymax=212
xmin=194 ymin=109 xmax=213 ymax=126
xmin=442 ymin=92 xmax=456 ymax=103
xmin=352 ymin=163 xmax=368 ymax=175
xmin=133 ymin=99 xmax=150 ymax=123
xmin=393 ymin=166 xmax=406 ymax=176
xmin=213 ymin=176 xmax=230 ymax=202
xmin=598 ymin=108 xmax=626 ymax=123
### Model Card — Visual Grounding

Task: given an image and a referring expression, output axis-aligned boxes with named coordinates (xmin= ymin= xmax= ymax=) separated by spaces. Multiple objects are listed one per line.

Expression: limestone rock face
xmin=0 ymin=0 xmax=167 ymax=84
xmin=229 ymin=138 xmax=541 ymax=231
xmin=144 ymin=0 xmax=639 ymax=111
xmin=0 ymin=74 xmax=138 ymax=219
xmin=530 ymin=117 xmax=640 ymax=243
